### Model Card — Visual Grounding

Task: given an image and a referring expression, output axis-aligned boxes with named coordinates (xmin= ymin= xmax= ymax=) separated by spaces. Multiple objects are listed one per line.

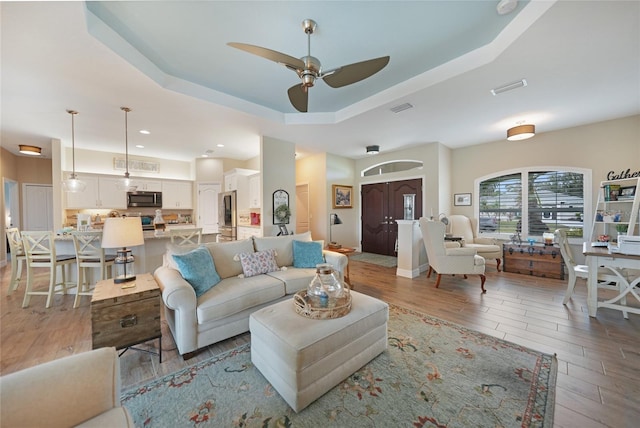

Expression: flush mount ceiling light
xmin=18 ymin=145 xmax=42 ymax=156
xmin=62 ymin=110 xmax=86 ymax=193
xmin=507 ymin=124 xmax=536 ymax=141
xmin=366 ymin=145 xmax=380 ymax=155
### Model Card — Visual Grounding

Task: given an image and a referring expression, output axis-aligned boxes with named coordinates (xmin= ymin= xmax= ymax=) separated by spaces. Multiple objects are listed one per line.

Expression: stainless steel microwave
xmin=127 ymin=191 xmax=162 ymax=208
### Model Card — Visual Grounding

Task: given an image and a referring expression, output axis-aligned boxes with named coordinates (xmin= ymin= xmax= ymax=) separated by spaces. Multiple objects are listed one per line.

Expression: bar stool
xmin=5 ymin=228 xmax=27 ymax=295
xmin=169 ymin=228 xmax=202 ymax=246
xmin=71 ymin=230 xmax=117 ymax=308
xmin=21 ymin=231 xmax=77 ymax=308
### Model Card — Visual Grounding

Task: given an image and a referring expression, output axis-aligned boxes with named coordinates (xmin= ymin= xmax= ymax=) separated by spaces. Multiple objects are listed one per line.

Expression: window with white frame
xmin=477 ymin=168 xmax=589 ymax=238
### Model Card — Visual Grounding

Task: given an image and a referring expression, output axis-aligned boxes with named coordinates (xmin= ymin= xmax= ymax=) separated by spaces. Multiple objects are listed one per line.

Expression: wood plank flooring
xmin=1 ymin=260 xmax=639 ymax=427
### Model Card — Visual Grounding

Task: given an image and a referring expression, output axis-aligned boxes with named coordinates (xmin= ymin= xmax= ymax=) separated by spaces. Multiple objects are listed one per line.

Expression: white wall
xmin=261 ymin=136 xmax=296 ymax=236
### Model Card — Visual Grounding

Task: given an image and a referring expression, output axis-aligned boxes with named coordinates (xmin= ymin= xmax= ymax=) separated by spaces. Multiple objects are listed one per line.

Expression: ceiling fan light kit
xmin=507 ymin=124 xmax=535 ymax=141
xmin=228 ymin=19 xmax=390 ymax=113
xmin=18 ymin=145 xmax=42 ymax=156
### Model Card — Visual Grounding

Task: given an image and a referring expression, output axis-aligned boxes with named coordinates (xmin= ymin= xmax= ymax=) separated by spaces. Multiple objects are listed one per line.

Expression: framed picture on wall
xmin=454 ymin=193 xmax=472 ymax=206
xmin=333 ymin=185 xmax=353 ymax=208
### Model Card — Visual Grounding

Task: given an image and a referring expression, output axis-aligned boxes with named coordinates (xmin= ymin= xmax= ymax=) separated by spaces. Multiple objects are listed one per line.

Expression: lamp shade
xmin=101 ymin=217 xmax=144 ymax=249
xmin=506 ymin=124 xmax=535 ymax=141
xmin=330 ymin=213 xmax=343 ymax=225
xmin=19 ymin=145 xmax=42 ymax=156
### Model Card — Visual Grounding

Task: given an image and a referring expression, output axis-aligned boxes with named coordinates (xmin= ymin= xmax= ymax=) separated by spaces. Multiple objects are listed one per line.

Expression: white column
xmin=396 ymin=220 xmax=422 ymax=278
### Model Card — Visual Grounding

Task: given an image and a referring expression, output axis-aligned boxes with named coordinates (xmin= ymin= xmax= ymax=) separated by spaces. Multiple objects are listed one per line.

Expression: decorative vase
xmin=307 ymin=264 xmax=343 ymax=308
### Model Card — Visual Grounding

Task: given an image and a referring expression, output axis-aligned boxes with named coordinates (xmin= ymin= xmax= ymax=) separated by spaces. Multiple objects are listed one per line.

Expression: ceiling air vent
xmin=390 ymin=103 xmax=413 ymax=113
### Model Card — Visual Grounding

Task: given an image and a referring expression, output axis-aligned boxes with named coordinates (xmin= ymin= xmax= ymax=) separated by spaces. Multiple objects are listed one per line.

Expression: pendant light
xmin=117 ymin=107 xmax=137 ymax=191
xmin=62 ymin=110 xmax=86 ymax=193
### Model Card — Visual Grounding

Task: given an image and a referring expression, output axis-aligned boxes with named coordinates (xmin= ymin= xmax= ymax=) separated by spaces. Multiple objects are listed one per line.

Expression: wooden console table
xmin=91 ymin=272 xmax=162 ymax=362
xmin=503 ymin=243 xmax=565 ymax=280
xmin=327 ymin=247 xmax=356 ymax=286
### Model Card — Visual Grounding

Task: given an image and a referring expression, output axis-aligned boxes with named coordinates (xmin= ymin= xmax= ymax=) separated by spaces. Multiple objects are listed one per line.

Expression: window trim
xmin=474 ymin=166 xmax=592 ymax=243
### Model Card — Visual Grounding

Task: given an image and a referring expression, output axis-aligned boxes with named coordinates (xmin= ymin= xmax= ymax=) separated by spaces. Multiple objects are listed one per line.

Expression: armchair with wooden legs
xmin=419 ymin=217 xmax=487 ymax=293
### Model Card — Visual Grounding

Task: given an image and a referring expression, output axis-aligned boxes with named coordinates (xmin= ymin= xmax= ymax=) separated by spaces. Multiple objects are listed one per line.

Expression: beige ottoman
xmin=249 ymin=290 xmax=388 ymax=412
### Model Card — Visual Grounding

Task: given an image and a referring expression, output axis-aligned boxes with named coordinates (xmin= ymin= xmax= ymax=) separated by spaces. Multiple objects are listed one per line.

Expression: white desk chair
xmin=555 ymin=229 xmax=628 ymax=318
xmin=71 ymin=231 xmax=117 ymax=308
xmin=169 ymin=228 xmax=202 ymax=246
xmin=21 ymin=231 xmax=77 ymax=309
xmin=5 ymin=228 xmax=27 ymax=295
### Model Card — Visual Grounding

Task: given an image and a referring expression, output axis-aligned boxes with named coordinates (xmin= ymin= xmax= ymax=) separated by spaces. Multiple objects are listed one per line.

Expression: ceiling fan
xmin=228 ymin=19 xmax=390 ymax=113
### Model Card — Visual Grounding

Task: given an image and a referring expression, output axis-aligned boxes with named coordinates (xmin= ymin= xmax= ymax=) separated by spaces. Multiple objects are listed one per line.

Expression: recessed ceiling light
xmin=135 ymin=145 xmax=144 ymax=149
xmin=216 ymin=144 xmax=225 ymax=148
xmin=139 ymin=130 xmax=150 ymax=135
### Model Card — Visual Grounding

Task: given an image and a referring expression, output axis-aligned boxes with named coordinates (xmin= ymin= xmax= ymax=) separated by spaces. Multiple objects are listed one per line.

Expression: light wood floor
xmin=1 ymin=260 xmax=639 ymax=427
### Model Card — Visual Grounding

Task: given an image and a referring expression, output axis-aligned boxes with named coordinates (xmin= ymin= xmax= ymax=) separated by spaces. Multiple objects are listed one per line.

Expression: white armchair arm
xmin=446 ymin=247 xmax=478 ymax=256
xmin=0 ymin=348 xmax=133 ymax=427
xmin=474 ymin=237 xmax=497 ymax=246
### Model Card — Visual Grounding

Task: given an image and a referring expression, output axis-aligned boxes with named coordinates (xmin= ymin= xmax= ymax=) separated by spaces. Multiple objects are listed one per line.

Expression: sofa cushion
xmin=266 ymin=267 xmax=317 ymax=295
xmin=292 ymin=240 xmax=324 ymax=268
xmin=239 ymin=249 xmax=280 ymax=277
xmin=254 ymin=231 xmax=312 ymax=267
xmin=166 ymin=239 xmax=255 ymax=279
xmin=196 ymin=275 xmax=285 ymax=324
xmin=171 ymin=246 xmax=221 ymax=298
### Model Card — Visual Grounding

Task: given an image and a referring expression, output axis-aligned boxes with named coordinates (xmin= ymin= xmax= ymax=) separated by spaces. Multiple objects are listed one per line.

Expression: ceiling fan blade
xmin=227 ymin=42 xmax=304 ymax=70
xmin=322 ymin=56 xmax=390 ymax=88
xmin=287 ymin=84 xmax=308 ymax=113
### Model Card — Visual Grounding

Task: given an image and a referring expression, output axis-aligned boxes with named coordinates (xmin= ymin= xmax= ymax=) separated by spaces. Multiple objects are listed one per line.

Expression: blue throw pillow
xmin=292 ymin=240 xmax=324 ymax=268
xmin=172 ymin=246 xmax=221 ymax=298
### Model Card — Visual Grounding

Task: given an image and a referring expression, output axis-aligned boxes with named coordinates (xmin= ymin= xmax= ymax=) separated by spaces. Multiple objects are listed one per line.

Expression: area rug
xmin=349 ymin=252 xmax=398 ymax=268
xmin=122 ymin=304 xmax=556 ymax=427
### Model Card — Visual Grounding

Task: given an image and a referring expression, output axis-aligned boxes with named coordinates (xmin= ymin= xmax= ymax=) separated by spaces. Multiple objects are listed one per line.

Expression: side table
xmin=327 ymin=247 xmax=356 ymax=287
xmin=91 ymin=272 xmax=162 ymax=362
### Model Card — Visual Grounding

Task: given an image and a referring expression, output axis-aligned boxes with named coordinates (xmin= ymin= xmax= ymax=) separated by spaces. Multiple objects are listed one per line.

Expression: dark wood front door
xmin=361 ymin=178 xmax=422 ymax=256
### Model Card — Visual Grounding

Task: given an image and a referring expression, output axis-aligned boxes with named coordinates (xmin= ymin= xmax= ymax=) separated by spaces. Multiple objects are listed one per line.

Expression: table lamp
xmin=101 ymin=217 xmax=144 ymax=285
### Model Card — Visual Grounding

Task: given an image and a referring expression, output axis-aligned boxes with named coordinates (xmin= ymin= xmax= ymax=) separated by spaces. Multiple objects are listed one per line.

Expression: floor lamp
xmin=329 ymin=213 xmax=343 ymax=248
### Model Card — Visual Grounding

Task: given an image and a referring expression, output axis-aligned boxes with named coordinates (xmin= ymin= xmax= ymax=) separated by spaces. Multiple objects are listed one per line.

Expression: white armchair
xmin=419 ymin=218 xmax=487 ymax=293
xmin=448 ymin=215 xmax=503 ymax=271
xmin=0 ymin=347 xmax=133 ymax=427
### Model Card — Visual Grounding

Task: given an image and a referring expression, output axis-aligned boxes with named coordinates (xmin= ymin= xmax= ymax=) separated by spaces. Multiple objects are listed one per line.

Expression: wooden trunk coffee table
xmin=91 ymin=272 xmax=162 ymax=362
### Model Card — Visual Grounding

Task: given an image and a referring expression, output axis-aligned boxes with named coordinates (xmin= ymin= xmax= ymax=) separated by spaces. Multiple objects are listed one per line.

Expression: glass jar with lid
xmin=307 ymin=263 xmax=344 ymax=308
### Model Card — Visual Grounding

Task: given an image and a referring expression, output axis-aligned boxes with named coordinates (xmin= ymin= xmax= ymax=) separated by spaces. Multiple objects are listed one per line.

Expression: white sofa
xmin=154 ymin=232 xmax=348 ymax=358
xmin=0 ymin=347 xmax=133 ymax=427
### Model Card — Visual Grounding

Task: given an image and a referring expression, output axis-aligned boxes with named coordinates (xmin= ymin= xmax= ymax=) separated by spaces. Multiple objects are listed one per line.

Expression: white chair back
xmin=169 ymin=228 xmax=203 ymax=246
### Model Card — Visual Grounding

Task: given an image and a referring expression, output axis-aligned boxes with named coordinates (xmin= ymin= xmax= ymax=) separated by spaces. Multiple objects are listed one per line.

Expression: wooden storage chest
xmin=503 ymin=243 xmax=565 ymax=280
xmin=91 ymin=273 xmax=161 ymax=352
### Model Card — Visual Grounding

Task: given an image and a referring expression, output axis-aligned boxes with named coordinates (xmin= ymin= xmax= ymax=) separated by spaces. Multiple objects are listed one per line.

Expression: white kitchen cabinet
xmin=237 ymin=226 xmax=263 ymax=240
xmin=224 ymin=168 xmax=258 ymax=192
xmin=162 ymin=181 xmax=193 ymax=209
xmin=129 ymin=178 xmax=162 ymax=192
xmin=249 ymin=173 xmax=261 ymax=208
xmin=65 ymin=175 xmax=126 ymax=209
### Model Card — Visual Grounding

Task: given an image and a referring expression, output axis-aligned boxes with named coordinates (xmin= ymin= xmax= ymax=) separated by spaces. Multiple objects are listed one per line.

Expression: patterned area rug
xmin=349 ymin=252 xmax=398 ymax=268
xmin=122 ymin=304 xmax=556 ymax=427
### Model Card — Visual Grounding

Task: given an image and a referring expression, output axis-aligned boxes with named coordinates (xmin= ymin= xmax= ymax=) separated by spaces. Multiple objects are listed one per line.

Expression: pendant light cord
xmin=121 ymin=107 xmax=131 ymax=179
xmin=66 ymin=110 xmax=78 ymax=179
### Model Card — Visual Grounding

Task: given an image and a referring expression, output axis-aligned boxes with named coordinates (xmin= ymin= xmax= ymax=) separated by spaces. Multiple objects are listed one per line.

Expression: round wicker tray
xmin=293 ymin=289 xmax=352 ymax=319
